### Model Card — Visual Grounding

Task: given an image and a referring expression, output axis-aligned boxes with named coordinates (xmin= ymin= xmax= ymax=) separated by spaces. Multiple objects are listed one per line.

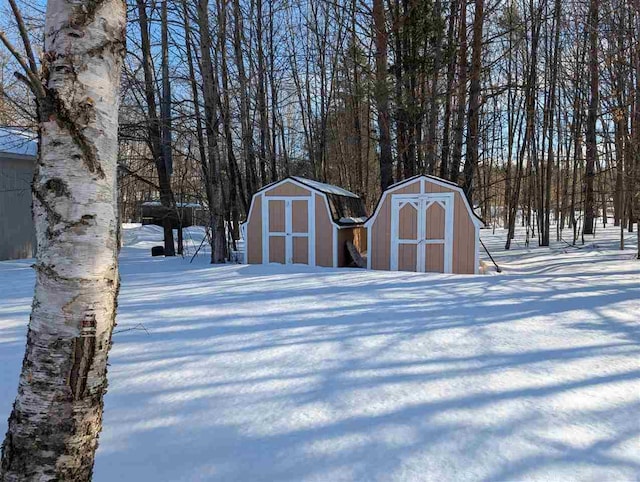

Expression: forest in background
xmin=2 ymin=0 xmax=639 ymax=260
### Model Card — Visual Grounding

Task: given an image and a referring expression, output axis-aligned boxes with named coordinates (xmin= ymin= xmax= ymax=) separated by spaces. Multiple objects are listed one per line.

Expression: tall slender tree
xmin=197 ymin=0 xmax=227 ymax=263
xmin=462 ymin=0 xmax=485 ymax=201
xmin=584 ymin=0 xmax=600 ymax=234
xmin=1 ymin=0 xmax=126 ymax=477
xmin=136 ymin=0 xmax=176 ymax=256
xmin=373 ymin=0 xmax=394 ymax=190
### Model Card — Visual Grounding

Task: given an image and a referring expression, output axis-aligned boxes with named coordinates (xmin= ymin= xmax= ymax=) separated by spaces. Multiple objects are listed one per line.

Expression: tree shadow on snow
xmin=92 ymin=257 xmax=640 ymax=481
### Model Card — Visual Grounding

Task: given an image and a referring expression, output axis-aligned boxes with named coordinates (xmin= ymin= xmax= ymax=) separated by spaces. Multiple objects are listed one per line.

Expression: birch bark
xmin=0 ymin=0 xmax=126 ymax=479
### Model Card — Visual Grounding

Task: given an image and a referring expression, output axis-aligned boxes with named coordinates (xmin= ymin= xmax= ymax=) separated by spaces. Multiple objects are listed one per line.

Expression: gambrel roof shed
xmin=365 ymin=175 xmax=484 ymax=274
xmin=244 ymin=177 xmax=367 ymax=267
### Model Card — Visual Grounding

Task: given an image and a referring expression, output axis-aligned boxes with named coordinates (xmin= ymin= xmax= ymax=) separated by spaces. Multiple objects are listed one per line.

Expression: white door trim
xmin=261 ymin=193 xmax=268 ymax=263
xmin=263 ymin=196 xmax=313 ymax=265
xmin=390 ymin=193 xmax=454 ymax=273
xmin=308 ymin=194 xmax=316 ymax=267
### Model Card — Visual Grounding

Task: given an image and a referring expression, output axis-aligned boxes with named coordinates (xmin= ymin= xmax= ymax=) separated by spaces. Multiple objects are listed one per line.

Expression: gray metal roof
xmin=290 ymin=176 xmax=360 ymax=199
xmin=0 ymin=128 xmax=38 ymax=158
xmin=254 ymin=176 xmax=367 ymax=226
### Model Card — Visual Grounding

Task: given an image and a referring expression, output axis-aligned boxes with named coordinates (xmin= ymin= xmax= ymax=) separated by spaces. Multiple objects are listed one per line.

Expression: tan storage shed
xmin=244 ymin=177 xmax=367 ymax=267
xmin=365 ymin=175 xmax=484 ymax=274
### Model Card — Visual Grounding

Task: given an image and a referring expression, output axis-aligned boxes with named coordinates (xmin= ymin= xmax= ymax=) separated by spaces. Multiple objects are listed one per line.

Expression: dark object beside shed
xmin=140 ymin=201 xmax=207 ymax=229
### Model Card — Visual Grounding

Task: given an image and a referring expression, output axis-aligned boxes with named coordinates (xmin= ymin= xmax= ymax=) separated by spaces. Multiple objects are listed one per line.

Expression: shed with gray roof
xmin=243 ymin=177 xmax=367 ymax=267
xmin=0 ymin=128 xmax=37 ymax=260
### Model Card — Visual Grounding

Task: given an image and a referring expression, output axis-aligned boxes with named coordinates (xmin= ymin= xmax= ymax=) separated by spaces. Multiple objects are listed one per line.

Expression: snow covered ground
xmin=1 ymin=223 xmax=639 ymax=481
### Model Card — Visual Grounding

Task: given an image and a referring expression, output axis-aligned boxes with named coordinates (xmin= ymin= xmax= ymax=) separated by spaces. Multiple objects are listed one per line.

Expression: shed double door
xmin=390 ymin=193 xmax=453 ymax=273
xmin=263 ymin=196 xmax=314 ymax=265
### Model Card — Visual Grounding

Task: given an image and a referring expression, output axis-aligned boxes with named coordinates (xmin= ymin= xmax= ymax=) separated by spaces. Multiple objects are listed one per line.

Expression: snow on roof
xmin=141 ymin=201 xmax=203 ymax=208
xmin=291 ymin=176 xmax=360 ymax=199
xmin=0 ymin=128 xmax=38 ymax=158
xmin=339 ymin=216 xmax=368 ymax=225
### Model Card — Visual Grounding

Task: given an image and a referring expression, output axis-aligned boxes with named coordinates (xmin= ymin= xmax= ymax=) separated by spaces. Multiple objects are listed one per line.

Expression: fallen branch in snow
xmin=559 ymin=236 xmax=587 ymax=249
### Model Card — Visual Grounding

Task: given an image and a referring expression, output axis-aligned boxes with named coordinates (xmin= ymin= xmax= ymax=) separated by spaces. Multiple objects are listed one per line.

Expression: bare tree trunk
xmin=137 ymin=0 xmax=175 ymax=256
xmin=503 ymin=17 xmax=520 ymax=228
xmin=232 ymin=0 xmax=257 ymax=194
xmin=161 ymin=0 xmax=181 ymax=254
xmin=256 ymin=0 xmax=273 ymax=188
xmin=425 ymin=0 xmax=443 ymax=175
xmin=506 ymin=2 xmax=541 ymax=249
xmin=541 ymin=0 xmax=562 ymax=246
xmin=372 ymin=0 xmax=393 ymax=190
xmin=584 ymin=0 xmax=599 ymax=235
xmin=1 ymin=0 xmax=125 ymax=478
xmin=216 ymin=0 xmax=247 ymax=228
xmin=197 ymin=0 xmax=227 ymax=263
xmin=450 ymin=0 xmax=467 ymax=184
xmin=634 ymin=0 xmax=640 ymax=256
xmin=182 ymin=0 xmax=223 ymax=261
xmin=267 ymin=0 xmax=279 ymax=182
xmin=613 ymin=31 xmax=626 ymax=230
xmin=462 ymin=0 xmax=484 ymax=201
xmin=439 ymin=0 xmax=459 ymax=179
xmin=214 ymin=0 xmax=243 ymax=240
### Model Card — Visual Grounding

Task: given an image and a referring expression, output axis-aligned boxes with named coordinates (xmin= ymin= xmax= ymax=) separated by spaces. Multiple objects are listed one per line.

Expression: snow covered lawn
xmin=1 ymin=225 xmax=639 ymax=481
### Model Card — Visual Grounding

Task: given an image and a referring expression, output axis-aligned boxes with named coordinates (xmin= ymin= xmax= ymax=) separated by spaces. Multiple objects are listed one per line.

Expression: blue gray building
xmin=0 ymin=128 xmax=37 ymax=260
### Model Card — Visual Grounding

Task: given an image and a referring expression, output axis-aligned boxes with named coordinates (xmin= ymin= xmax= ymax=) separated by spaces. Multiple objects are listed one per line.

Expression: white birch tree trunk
xmin=0 ymin=0 xmax=126 ymax=479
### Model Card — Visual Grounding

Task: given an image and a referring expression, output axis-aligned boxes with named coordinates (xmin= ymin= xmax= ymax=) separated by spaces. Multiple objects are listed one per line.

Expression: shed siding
xmin=426 ymin=181 xmax=476 ymax=273
xmin=246 ymin=195 xmax=262 ymax=263
xmin=269 ymin=236 xmax=285 ymax=263
xmin=292 ymin=237 xmax=309 ymax=264
xmin=426 ymin=202 xmax=445 ymax=239
xmin=399 ymin=203 xmax=418 ymax=239
xmin=264 ymin=181 xmax=311 ymax=197
xmin=315 ymin=194 xmax=333 ymax=267
xmin=291 ymin=200 xmax=308 ymax=233
xmin=425 ymin=244 xmax=445 ymax=272
xmin=370 ymin=177 xmax=477 ymax=274
xmin=370 ymin=181 xmax=420 ymax=270
xmin=268 ymin=199 xmax=285 ymax=232
xmin=0 ymin=157 xmax=36 ymax=261
xmin=398 ymin=244 xmax=417 ymax=271
xmin=246 ymin=180 xmax=366 ymax=268
xmin=353 ymin=226 xmax=367 ymax=254
xmin=452 ymin=194 xmax=476 ymax=274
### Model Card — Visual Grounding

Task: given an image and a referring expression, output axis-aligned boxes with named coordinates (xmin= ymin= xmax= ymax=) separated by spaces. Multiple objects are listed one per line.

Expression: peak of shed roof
xmin=387 ymin=174 xmax=461 ymax=190
xmin=366 ymin=174 xmax=485 ymax=228
xmin=255 ymin=177 xmax=367 ymax=226
xmin=291 ymin=176 xmax=360 ymax=199
xmin=0 ymin=128 xmax=38 ymax=158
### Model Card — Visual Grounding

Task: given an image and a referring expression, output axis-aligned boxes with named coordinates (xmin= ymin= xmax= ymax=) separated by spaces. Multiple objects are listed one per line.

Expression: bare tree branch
xmin=0 ymin=30 xmax=45 ymax=101
xmin=7 ymin=0 xmax=39 ymax=76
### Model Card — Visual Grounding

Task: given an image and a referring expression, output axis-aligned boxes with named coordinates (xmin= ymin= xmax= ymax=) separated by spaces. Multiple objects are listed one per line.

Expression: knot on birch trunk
xmin=69 ymin=311 xmax=97 ymax=401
